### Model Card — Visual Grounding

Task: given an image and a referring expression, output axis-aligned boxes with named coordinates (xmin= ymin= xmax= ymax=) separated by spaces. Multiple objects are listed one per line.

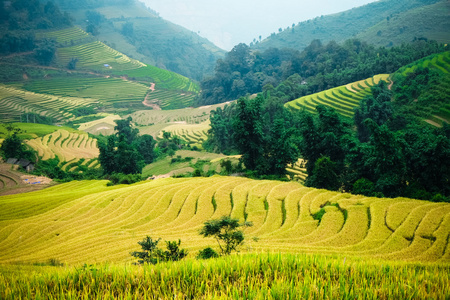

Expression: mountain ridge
xmin=252 ymin=0 xmax=447 ymax=52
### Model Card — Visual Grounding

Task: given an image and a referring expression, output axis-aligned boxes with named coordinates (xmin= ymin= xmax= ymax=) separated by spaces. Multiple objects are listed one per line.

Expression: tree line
xmin=197 ymin=39 xmax=447 ymax=106
xmin=205 ymin=65 xmax=450 ymax=201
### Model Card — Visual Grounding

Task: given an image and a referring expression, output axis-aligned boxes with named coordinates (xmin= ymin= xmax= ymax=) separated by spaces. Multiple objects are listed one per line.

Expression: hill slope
xmin=0 ymin=177 xmax=448 ymax=264
xmin=356 ymin=0 xmax=450 ymax=47
xmin=253 ymin=0 xmax=447 ymax=52
xmin=54 ymin=0 xmax=225 ymax=80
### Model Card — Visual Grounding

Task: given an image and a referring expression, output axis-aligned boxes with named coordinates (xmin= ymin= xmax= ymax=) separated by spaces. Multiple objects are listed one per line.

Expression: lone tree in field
xmin=200 ymin=216 xmax=252 ymax=255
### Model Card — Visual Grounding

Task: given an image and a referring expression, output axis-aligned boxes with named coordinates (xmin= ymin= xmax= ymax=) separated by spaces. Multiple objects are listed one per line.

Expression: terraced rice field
xmin=123 ymin=65 xmax=200 ymax=93
xmin=26 ymin=129 xmax=99 ymax=162
xmin=286 ymin=159 xmax=308 ymax=182
xmin=0 ymin=84 xmax=95 ymax=123
xmin=36 ymin=26 xmax=92 ymax=46
xmin=77 ymin=114 xmax=121 ymax=135
xmin=144 ymin=89 xmax=197 ymax=110
xmin=55 ymin=37 xmax=198 ymax=94
xmin=400 ymin=51 xmax=450 ymax=126
xmin=60 ymin=158 xmax=100 ymax=173
xmin=158 ymin=121 xmax=209 ymax=147
xmin=130 ymin=103 xmax=227 ymax=127
xmin=286 ymin=74 xmax=390 ymax=118
xmin=56 ymin=41 xmax=145 ymax=72
xmin=0 ymin=176 xmax=448 ymax=265
xmin=401 ymin=51 xmax=450 ymax=76
xmin=23 ymin=77 xmax=149 ymax=110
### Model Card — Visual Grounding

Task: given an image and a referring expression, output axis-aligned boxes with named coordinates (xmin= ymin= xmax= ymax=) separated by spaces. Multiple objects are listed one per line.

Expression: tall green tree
xmin=199 ymin=216 xmax=253 ymax=256
xmin=233 ymin=96 xmax=265 ymax=172
xmin=98 ymin=117 xmax=153 ymax=175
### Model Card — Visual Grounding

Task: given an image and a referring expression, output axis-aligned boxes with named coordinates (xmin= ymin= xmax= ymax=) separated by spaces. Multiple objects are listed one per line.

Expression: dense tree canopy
xmin=98 ymin=117 xmax=155 ymax=175
xmin=198 ymin=39 xmax=447 ymax=106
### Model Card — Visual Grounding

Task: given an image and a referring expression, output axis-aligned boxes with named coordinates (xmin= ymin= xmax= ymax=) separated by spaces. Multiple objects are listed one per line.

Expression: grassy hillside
xmin=56 ymin=0 xmax=225 ymax=80
xmin=253 ymin=0 xmax=447 ymax=52
xmin=0 ymin=176 xmax=448 ymax=265
xmin=285 ymin=74 xmax=390 ymax=118
xmin=356 ymin=1 xmax=450 ymax=47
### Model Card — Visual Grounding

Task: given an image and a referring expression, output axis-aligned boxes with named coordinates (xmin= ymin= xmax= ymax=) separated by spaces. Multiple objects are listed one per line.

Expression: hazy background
xmin=142 ymin=0 xmax=376 ymax=50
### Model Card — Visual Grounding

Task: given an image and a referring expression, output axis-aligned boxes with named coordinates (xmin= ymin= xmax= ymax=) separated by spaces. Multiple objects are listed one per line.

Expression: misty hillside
xmin=253 ymin=0 xmax=448 ymax=51
xmin=52 ymin=0 xmax=225 ymax=80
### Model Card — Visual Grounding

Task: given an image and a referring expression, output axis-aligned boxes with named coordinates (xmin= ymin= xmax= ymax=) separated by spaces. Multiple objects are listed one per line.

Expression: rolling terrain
xmin=53 ymin=0 xmax=225 ymax=80
xmin=0 ymin=177 xmax=448 ymax=265
xmin=253 ymin=0 xmax=449 ymax=52
xmin=0 ymin=25 xmax=200 ymax=123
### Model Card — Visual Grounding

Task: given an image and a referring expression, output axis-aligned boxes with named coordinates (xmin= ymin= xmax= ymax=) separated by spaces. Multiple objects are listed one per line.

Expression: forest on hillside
xmin=205 ymin=58 xmax=450 ymax=200
xmin=198 ymin=39 xmax=447 ymax=106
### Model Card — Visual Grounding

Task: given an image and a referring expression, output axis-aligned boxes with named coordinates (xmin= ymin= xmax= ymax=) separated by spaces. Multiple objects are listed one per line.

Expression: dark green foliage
xmin=130 ymin=236 xmax=160 ymax=265
xmin=34 ymin=39 xmax=56 ymax=66
xmin=121 ymin=22 xmax=134 ymax=38
xmin=199 ymin=39 xmax=446 ymax=106
xmin=352 ymin=178 xmax=376 ymax=197
xmin=98 ymin=117 xmax=154 ymax=175
xmin=196 ymin=247 xmax=219 ymax=260
xmin=155 ymin=131 xmax=185 ymax=158
xmin=85 ymin=10 xmax=104 ymax=26
xmin=199 ymin=216 xmax=253 ymax=255
xmin=20 ymin=113 xmax=54 ymax=125
xmin=232 ymin=96 xmax=300 ymax=176
xmin=203 ymin=103 xmax=237 ymax=154
xmin=0 ymin=32 xmax=35 ymax=55
xmin=130 ymin=236 xmax=188 ymax=265
xmin=0 ymin=124 xmax=36 ymax=162
xmin=135 ymin=135 xmax=156 ymax=164
xmin=298 ymin=105 xmax=351 ymax=177
xmin=233 ymin=96 xmax=265 ymax=172
xmin=0 ymin=0 xmax=71 ymax=37
xmin=355 ymin=81 xmax=393 ymax=142
xmin=67 ymin=58 xmax=78 ymax=70
xmin=72 ymin=107 xmax=96 ymax=117
xmin=107 ymin=173 xmax=141 ymax=186
xmin=306 ymin=156 xmax=340 ymax=191
xmin=0 ymin=132 xmax=35 ymax=162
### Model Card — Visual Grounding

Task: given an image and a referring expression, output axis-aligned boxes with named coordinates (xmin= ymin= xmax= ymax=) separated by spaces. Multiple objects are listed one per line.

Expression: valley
xmin=0 ymin=0 xmax=449 ymax=298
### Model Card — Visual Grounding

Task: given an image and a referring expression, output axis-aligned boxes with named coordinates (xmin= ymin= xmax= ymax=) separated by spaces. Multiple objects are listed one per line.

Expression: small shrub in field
xmin=108 ymin=173 xmax=142 ymax=186
xmin=130 ymin=236 xmax=188 ymax=264
xmin=197 ymin=247 xmax=219 ymax=260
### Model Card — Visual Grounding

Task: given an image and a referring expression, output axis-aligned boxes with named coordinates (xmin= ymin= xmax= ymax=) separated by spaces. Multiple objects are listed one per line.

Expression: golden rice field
xmin=0 ymin=253 xmax=448 ymax=299
xmin=285 ymin=74 xmax=390 ymax=118
xmin=26 ymin=129 xmax=99 ymax=162
xmin=158 ymin=121 xmax=209 ymax=148
xmin=76 ymin=114 xmax=121 ymax=136
xmin=286 ymin=158 xmax=308 ymax=182
xmin=0 ymin=176 xmax=448 ymax=266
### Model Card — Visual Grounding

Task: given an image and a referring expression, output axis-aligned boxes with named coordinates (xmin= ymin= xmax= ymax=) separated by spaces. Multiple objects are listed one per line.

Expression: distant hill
xmin=53 ymin=0 xmax=225 ymax=80
xmin=356 ymin=0 xmax=450 ymax=47
xmin=252 ymin=0 xmax=448 ymax=52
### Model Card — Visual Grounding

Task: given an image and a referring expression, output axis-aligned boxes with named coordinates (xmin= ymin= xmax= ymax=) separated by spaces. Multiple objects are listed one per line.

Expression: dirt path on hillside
xmin=142 ymin=83 xmax=161 ymax=110
xmin=0 ymin=51 xmax=33 ymax=60
xmin=388 ymin=79 xmax=394 ymax=90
